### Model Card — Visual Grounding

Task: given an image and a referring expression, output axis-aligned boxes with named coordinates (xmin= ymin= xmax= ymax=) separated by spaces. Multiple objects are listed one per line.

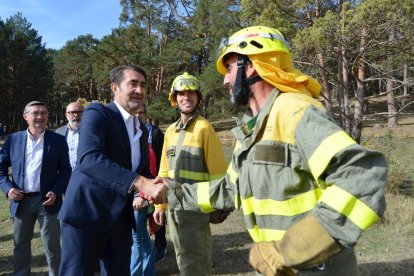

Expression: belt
xmin=24 ymin=192 xmax=41 ymax=196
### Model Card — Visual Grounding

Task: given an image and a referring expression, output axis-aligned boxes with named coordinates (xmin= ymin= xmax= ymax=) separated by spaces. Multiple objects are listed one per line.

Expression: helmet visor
xmin=217 ymin=31 xmax=290 ymax=59
xmin=173 ymin=78 xmax=200 ymax=92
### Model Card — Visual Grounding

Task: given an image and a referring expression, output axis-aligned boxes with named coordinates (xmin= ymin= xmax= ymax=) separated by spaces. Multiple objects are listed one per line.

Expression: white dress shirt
xmin=23 ymin=130 xmax=45 ymax=192
xmin=114 ymin=101 xmax=142 ymax=171
xmin=66 ymin=127 xmax=80 ymax=171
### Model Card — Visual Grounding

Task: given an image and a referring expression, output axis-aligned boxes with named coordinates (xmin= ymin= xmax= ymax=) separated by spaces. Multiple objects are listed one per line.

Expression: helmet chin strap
xmin=180 ymin=109 xmax=196 ymax=116
xmin=231 ymin=55 xmax=262 ymax=106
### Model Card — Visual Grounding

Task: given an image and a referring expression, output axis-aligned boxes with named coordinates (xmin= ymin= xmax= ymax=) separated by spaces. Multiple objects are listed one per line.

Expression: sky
xmin=0 ymin=0 xmax=123 ymax=49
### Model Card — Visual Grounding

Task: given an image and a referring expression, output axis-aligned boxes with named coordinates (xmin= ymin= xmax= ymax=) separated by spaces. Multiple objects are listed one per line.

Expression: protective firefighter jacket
xmin=169 ymin=89 xmax=387 ymax=248
xmin=157 ymin=113 xmax=227 ymax=210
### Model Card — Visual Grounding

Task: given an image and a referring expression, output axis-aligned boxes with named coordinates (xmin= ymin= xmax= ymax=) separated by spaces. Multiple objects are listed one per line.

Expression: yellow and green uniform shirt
xmin=157 ymin=113 xmax=227 ymax=210
xmin=173 ymin=89 xmax=387 ymax=248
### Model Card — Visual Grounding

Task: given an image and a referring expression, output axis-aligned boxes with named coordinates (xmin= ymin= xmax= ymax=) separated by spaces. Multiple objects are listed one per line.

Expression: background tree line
xmin=0 ymin=0 xmax=413 ymax=142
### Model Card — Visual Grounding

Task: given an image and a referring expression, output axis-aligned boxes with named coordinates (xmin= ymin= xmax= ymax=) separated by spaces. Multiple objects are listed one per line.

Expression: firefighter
xmin=153 ymin=72 xmax=228 ymax=275
xmin=166 ymin=26 xmax=387 ymax=275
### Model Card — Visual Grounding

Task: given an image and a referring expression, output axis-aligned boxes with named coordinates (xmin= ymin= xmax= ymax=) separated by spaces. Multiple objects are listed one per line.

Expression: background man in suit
xmin=129 ymin=104 xmax=166 ymax=275
xmin=58 ymin=65 xmax=168 ymax=276
xmin=55 ymin=101 xmax=84 ymax=171
xmin=0 ymin=101 xmax=72 ymax=276
xmin=137 ymin=104 xmax=167 ymax=263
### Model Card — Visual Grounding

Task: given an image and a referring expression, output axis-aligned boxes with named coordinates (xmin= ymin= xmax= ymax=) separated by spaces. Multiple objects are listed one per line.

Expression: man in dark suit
xmin=0 ymin=101 xmax=72 ymax=276
xmin=55 ymin=101 xmax=84 ymax=171
xmin=58 ymin=65 xmax=169 ymax=276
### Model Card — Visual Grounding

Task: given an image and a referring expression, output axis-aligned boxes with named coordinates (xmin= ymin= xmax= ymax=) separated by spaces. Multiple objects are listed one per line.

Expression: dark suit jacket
xmin=58 ymin=102 xmax=151 ymax=232
xmin=150 ymin=125 xmax=164 ymax=174
xmin=0 ymin=130 xmax=72 ymax=217
xmin=55 ymin=125 xmax=68 ymax=137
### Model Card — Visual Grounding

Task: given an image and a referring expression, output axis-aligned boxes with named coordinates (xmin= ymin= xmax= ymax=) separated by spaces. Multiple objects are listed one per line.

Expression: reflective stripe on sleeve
xmin=179 ymin=170 xmax=210 ymax=181
xmin=227 ymin=164 xmax=240 ymax=209
xmin=197 ymin=181 xmax=215 ymax=213
xmin=308 ymin=131 xmax=356 ymax=184
xmin=167 ymin=170 xmax=175 ymax=179
xmin=320 ymin=185 xmax=380 ymax=230
xmin=234 ymin=141 xmax=242 ymax=151
xmin=209 ymin=173 xmax=226 ymax=180
xmin=241 ymin=188 xmax=321 ymax=216
xmin=247 ymin=225 xmax=286 ymax=242
xmin=227 ymin=162 xmax=238 ymax=185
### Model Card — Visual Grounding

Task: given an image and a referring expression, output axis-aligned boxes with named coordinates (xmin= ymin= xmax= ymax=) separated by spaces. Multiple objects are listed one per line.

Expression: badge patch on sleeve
xmin=167 ymin=146 xmax=176 ymax=157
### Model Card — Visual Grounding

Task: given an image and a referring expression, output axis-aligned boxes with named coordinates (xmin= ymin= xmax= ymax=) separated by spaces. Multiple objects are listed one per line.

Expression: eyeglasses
xmin=29 ymin=111 xmax=48 ymax=117
xmin=66 ymin=111 xmax=83 ymax=115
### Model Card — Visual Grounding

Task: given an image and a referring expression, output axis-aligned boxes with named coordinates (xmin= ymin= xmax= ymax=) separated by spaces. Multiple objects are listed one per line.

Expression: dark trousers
xmin=59 ymin=212 xmax=132 ymax=276
xmin=154 ymin=224 xmax=167 ymax=248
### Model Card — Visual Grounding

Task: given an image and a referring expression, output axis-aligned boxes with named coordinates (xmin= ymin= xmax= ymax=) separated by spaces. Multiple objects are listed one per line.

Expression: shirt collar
xmin=113 ymin=101 xmax=141 ymax=129
xmin=26 ymin=129 xmax=46 ymax=140
xmin=175 ymin=112 xmax=199 ymax=130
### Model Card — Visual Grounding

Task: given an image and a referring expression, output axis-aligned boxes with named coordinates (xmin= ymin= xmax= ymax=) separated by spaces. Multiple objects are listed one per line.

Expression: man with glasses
xmin=56 ymin=101 xmax=85 ymax=171
xmin=0 ymin=101 xmax=72 ymax=275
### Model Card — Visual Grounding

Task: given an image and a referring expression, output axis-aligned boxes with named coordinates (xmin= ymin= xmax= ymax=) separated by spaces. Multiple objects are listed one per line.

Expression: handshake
xmin=131 ymin=175 xmax=172 ymax=204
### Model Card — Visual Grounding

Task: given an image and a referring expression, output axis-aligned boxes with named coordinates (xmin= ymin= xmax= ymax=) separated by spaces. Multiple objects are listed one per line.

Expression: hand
xmin=132 ymin=196 xmax=148 ymax=210
xmin=153 ymin=208 xmax=165 ymax=225
xmin=249 ymin=241 xmax=295 ymax=276
xmin=7 ymin=188 xmax=24 ymax=201
xmin=43 ymin=191 xmax=56 ymax=206
xmin=132 ymin=176 xmax=168 ymax=204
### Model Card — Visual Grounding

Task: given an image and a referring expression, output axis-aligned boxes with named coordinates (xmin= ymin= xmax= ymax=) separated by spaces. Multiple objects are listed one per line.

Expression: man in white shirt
xmin=0 ymin=101 xmax=72 ymax=275
xmin=55 ymin=101 xmax=85 ymax=171
xmin=58 ymin=65 xmax=168 ymax=275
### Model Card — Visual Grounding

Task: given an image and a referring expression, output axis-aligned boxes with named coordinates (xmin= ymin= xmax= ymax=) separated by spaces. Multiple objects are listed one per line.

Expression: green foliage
xmin=1 ymin=0 xmax=414 ymax=130
xmin=0 ymin=13 xmax=53 ymax=131
xmin=146 ymin=96 xmax=179 ymax=125
xmin=362 ymin=131 xmax=412 ymax=194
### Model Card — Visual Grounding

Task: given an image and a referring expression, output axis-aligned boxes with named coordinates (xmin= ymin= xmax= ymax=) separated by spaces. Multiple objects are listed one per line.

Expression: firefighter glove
xmin=276 ymin=214 xmax=341 ymax=268
xmin=249 ymin=241 xmax=295 ymax=276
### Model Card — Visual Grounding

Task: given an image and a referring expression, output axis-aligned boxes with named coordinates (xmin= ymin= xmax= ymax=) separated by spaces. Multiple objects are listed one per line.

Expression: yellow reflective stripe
xmin=159 ymin=171 xmax=170 ymax=178
xmin=227 ymin=163 xmax=240 ymax=209
xmin=320 ymin=185 xmax=380 ymax=230
xmin=179 ymin=170 xmax=210 ymax=181
xmin=197 ymin=182 xmax=214 ymax=213
xmin=209 ymin=173 xmax=225 ymax=180
xmin=241 ymin=188 xmax=321 ymax=216
xmin=167 ymin=170 xmax=175 ymax=178
xmin=247 ymin=226 xmax=286 ymax=242
xmin=234 ymin=141 xmax=242 ymax=150
xmin=227 ymin=162 xmax=238 ymax=184
xmin=308 ymin=131 xmax=356 ymax=182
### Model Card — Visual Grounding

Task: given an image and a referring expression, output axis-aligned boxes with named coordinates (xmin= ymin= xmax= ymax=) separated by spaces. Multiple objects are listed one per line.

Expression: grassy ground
xmin=0 ymin=105 xmax=413 ymax=275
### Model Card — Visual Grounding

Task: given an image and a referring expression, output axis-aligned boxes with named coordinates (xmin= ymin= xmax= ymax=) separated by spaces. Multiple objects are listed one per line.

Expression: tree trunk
xmin=387 ymin=31 xmax=398 ymax=128
xmin=342 ymin=50 xmax=351 ymax=134
xmin=316 ymin=52 xmax=333 ymax=118
xmin=402 ymin=63 xmax=408 ymax=108
xmin=386 ymin=78 xmax=398 ymax=128
xmin=352 ymin=27 xmax=367 ymax=143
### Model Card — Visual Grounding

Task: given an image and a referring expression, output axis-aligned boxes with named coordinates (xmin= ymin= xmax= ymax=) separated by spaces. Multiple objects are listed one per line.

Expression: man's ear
xmin=110 ymin=83 xmax=118 ymax=95
xmin=246 ymin=62 xmax=257 ymax=78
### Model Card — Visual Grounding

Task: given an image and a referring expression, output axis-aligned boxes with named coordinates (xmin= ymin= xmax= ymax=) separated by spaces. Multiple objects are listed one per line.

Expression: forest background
xmin=0 ymin=0 xmax=414 ymax=274
xmin=0 ymin=0 xmax=413 ymax=144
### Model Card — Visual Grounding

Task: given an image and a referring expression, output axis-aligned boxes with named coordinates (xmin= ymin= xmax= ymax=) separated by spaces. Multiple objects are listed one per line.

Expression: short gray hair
xmin=24 ymin=101 xmax=48 ymax=114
